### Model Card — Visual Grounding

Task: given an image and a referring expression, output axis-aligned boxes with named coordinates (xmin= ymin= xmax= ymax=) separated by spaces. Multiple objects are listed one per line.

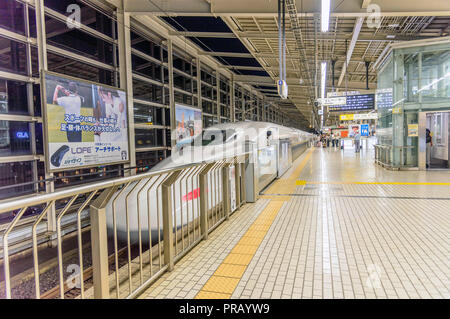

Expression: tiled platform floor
xmin=139 ymin=146 xmax=450 ymax=299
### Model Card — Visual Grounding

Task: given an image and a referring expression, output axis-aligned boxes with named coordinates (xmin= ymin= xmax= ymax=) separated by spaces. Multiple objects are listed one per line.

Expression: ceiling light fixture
xmin=321 ymin=0 xmax=330 ymax=32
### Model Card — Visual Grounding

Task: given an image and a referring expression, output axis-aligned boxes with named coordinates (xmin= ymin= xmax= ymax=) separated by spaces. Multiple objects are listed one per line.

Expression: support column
xmin=36 ymin=0 xmax=56 ymax=236
xmin=230 ymin=75 xmax=235 ymax=122
xmin=167 ymin=39 xmax=176 ymax=148
xmin=117 ymin=4 xmax=136 ymax=173
xmin=161 ymin=171 xmax=181 ymax=271
xmin=91 ymin=187 xmax=118 ymax=299
xmin=216 ymin=69 xmax=220 ymax=123
xmin=392 ymin=51 xmax=405 ymax=167
xmin=242 ymin=92 xmax=246 ymax=121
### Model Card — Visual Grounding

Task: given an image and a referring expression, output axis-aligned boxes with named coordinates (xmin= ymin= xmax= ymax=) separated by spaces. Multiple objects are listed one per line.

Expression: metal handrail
xmin=0 ymin=154 xmax=249 ymax=215
xmin=0 ymin=151 xmax=250 ymax=299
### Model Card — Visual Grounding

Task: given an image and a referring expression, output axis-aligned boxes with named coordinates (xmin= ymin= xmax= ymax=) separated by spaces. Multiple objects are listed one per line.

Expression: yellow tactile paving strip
xmin=195 ymin=201 xmax=284 ymax=299
xmin=195 ymin=149 xmax=314 ymax=299
xmin=297 ymin=181 xmax=450 ymax=186
xmin=261 ymin=149 xmax=313 ymax=200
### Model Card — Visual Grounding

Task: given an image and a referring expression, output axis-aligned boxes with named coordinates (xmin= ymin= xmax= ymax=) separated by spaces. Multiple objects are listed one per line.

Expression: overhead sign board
xmin=340 ymin=113 xmax=378 ymax=121
xmin=327 ymin=91 xmax=376 ymax=112
xmin=320 ymin=97 xmax=347 ymax=106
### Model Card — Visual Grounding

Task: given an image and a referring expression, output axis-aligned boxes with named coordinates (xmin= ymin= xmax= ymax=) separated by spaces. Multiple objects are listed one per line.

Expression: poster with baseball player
xmin=44 ymin=72 xmax=129 ymax=171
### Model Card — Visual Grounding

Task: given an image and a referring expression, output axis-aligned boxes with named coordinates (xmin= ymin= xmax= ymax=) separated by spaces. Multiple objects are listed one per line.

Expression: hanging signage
xmin=328 ymin=94 xmax=375 ymax=112
xmin=44 ymin=72 xmax=130 ymax=172
xmin=408 ymin=124 xmax=419 ymax=137
xmin=175 ymin=103 xmax=202 ymax=150
xmin=340 ymin=113 xmax=378 ymax=121
xmin=360 ymin=124 xmax=370 ymax=136
xmin=320 ymin=97 xmax=347 ymax=106
xmin=376 ymin=88 xmax=393 ymax=109
xmin=340 ymin=114 xmax=355 ymax=121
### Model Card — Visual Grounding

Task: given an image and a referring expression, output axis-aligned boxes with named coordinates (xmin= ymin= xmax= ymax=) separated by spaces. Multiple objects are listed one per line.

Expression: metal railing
xmin=0 ymin=154 xmax=248 ymax=299
xmin=374 ymin=144 xmax=417 ymax=168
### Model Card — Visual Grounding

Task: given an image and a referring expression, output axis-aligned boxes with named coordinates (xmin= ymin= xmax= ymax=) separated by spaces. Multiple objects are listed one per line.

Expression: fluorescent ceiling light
xmin=321 ymin=61 xmax=327 ymax=99
xmin=321 ymin=0 xmax=330 ymax=32
xmin=386 ymin=35 xmax=396 ymax=39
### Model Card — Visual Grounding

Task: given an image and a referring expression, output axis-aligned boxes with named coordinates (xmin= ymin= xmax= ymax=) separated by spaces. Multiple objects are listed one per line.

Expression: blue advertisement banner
xmin=360 ymin=124 xmax=370 ymax=137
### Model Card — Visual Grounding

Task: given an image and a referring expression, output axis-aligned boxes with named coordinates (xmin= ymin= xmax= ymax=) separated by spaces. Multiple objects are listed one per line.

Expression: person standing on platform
xmin=331 ymin=133 xmax=335 ymax=147
xmin=354 ymin=130 xmax=361 ymax=153
xmin=426 ymin=128 xmax=432 ymax=168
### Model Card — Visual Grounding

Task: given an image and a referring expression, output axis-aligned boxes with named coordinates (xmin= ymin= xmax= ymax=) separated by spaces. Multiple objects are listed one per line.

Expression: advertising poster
xmin=44 ymin=73 xmax=129 ymax=171
xmin=175 ymin=103 xmax=202 ymax=150
xmin=360 ymin=124 xmax=370 ymax=137
xmin=408 ymin=124 xmax=419 ymax=137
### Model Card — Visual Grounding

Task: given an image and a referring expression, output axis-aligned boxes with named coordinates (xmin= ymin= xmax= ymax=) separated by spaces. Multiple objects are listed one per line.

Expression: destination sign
xmin=328 ymin=94 xmax=375 ymax=112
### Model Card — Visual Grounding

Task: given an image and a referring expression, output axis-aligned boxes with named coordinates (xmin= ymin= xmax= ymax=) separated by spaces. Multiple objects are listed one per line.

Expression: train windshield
xmin=193 ymin=129 xmax=236 ymax=146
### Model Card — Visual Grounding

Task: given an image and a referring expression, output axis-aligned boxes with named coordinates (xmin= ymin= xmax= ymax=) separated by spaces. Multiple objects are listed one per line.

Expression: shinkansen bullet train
xmin=105 ymin=121 xmax=313 ymax=243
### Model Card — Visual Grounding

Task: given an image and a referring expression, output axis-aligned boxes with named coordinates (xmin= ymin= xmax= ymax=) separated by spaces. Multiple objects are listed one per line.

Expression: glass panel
xmin=36 ymin=122 xmax=44 ymax=154
xmin=403 ymin=53 xmax=419 ymax=102
xmin=421 ymin=50 xmax=450 ymax=102
xmin=44 ymin=0 xmax=114 ymax=38
xmin=0 ymin=0 xmax=25 ymax=35
xmin=54 ymin=165 xmax=122 ymax=189
xmin=132 ymin=80 xmax=163 ymax=104
xmin=136 ymin=150 xmax=164 ymax=172
xmin=47 ymin=51 xmax=116 ymax=86
xmin=0 ymin=121 xmax=31 ymax=156
xmin=133 ymin=103 xmax=164 ymax=125
xmin=130 ymin=31 xmax=162 ymax=60
xmin=0 ymin=36 xmax=27 ymax=75
xmin=0 ymin=79 xmax=28 ymax=115
xmin=0 ymin=161 xmax=34 ymax=200
xmin=28 ymin=7 xmax=37 ymax=38
xmin=135 ymin=128 xmax=165 ymax=148
xmin=132 ymin=54 xmax=162 ymax=81
xmin=45 ymin=14 xmax=114 ymax=65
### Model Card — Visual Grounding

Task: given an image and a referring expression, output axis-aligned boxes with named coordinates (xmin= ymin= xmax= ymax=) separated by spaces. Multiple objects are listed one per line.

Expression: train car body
xmin=105 ymin=122 xmax=312 ymax=243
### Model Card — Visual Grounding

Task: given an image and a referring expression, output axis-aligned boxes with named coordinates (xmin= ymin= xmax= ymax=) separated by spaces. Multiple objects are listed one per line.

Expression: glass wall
xmin=376 ymin=39 xmax=450 ymax=168
xmin=0 ymin=0 xmax=287 ymax=200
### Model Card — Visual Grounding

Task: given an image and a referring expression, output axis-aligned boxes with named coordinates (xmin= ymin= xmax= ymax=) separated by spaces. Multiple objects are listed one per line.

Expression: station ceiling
xmin=118 ymin=0 xmax=450 ymax=127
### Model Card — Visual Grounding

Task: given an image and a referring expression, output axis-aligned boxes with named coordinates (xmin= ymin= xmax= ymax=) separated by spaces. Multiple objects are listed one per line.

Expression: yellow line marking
xmin=195 ymin=201 xmax=283 ymax=299
xmin=296 ymin=181 xmax=450 ymax=186
xmin=195 ymin=150 xmax=313 ymax=299
xmin=264 ymin=148 xmax=313 ymax=195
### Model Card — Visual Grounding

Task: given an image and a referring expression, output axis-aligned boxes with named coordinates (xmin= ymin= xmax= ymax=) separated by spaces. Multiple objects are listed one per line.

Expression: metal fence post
xmin=234 ymin=160 xmax=241 ymax=207
xmin=161 ymin=171 xmax=182 ymax=271
xmin=90 ymin=186 xmax=117 ymax=299
xmin=222 ymin=164 xmax=230 ymax=220
xmin=199 ymin=163 xmax=215 ymax=240
xmin=240 ymin=161 xmax=247 ymax=204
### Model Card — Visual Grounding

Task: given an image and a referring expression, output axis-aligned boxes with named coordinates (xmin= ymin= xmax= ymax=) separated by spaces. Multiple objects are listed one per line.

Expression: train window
xmin=197 ymin=129 xmax=236 ymax=146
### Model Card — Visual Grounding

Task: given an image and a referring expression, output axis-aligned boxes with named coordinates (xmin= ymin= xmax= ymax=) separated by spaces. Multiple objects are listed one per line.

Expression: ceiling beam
xmin=338 ymin=17 xmax=364 ymax=87
xmin=168 ymin=30 xmax=435 ymax=42
xmin=122 ymin=0 xmax=450 ymax=17
xmin=361 ymin=0 xmax=372 ymax=9
xmin=198 ymin=51 xmax=254 ymax=58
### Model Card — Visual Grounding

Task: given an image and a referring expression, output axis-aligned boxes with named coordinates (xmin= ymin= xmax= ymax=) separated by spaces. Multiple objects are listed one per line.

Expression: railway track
xmin=41 ymin=246 xmax=128 ymax=299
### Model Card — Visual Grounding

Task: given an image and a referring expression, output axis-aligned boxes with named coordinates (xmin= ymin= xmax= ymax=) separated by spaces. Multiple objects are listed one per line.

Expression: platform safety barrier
xmin=0 ymin=154 xmax=249 ymax=299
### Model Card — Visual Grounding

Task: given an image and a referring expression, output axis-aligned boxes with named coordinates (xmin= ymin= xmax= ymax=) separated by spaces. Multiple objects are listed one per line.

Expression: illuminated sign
xmin=340 ymin=114 xmax=354 ymax=121
xmin=320 ymin=97 xmax=347 ymax=106
xmin=16 ymin=131 xmax=29 ymax=139
xmin=340 ymin=113 xmax=378 ymax=121
xmin=328 ymin=94 xmax=375 ymax=112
